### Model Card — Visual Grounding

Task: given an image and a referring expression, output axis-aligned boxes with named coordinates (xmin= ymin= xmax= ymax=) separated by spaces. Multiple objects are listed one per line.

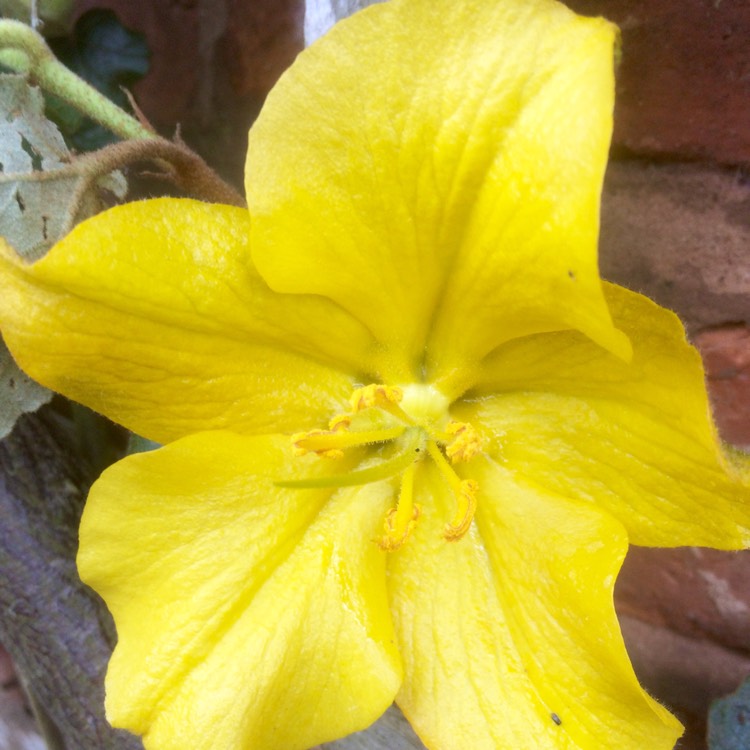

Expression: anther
xmin=291 ymin=429 xmax=344 ymax=459
xmin=350 ymin=384 xmax=403 ymax=412
xmin=443 ymin=479 xmax=478 ymax=541
xmin=378 ymin=462 xmax=421 ymax=552
xmin=278 ymin=427 xmax=424 ymax=490
xmin=427 ymin=442 xmax=479 ymax=542
xmin=379 ymin=505 xmax=421 ymax=552
xmin=350 ymin=384 xmax=415 ymax=425
xmin=291 ymin=425 xmax=406 ymax=458
xmin=328 ymin=414 xmax=351 ymax=431
xmin=444 ymin=421 xmax=483 ymax=463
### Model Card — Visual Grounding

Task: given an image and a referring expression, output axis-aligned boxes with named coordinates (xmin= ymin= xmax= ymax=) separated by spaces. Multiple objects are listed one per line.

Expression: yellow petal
xmin=388 ymin=460 xmax=681 ymax=750
xmin=246 ymin=0 xmax=628 ymax=387
xmin=0 ymin=199 xmax=375 ymax=443
xmin=457 ymin=282 xmax=750 ymax=547
xmin=78 ymin=431 xmax=401 ymax=750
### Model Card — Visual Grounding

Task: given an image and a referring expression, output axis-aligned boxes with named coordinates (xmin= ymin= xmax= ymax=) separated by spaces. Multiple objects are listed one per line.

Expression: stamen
xmin=283 ymin=383 xmax=484 ymax=548
xmin=443 ymin=479 xmax=478 ymax=542
xmin=291 ymin=429 xmax=343 ymax=459
xmin=328 ymin=414 xmax=352 ymax=431
xmin=444 ymin=421 xmax=483 ymax=463
xmin=350 ymin=384 xmax=415 ymax=425
xmin=350 ymin=384 xmax=403 ymax=411
xmin=277 ymin=427 xmax=424 ymax=489
xmin=291 ymin=425 xmax=405 ymax=457
xmin=427 ymin=442 xmax=478 ymax=542
xmin=378 ymin=463 xmax=421 ymax=551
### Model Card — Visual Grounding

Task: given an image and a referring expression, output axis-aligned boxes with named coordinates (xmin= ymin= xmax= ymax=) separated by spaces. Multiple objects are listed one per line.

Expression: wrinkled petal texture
xmin=247 ymin=0 xmax=629 ymax=389
xmin=457 ymin=283 xmax=750 ymax=547
xmin=77 ymin=432 xmax=401 ymax=750
xmin=387 ymin=460 xmax=681 ymax=750
xmin=0 ymin=199 xmax=376 ymax=443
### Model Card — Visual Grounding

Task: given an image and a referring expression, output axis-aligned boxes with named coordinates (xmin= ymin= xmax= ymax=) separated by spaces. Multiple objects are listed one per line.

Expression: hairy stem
xmin=0 ymin=19 xmax=154 ymax=141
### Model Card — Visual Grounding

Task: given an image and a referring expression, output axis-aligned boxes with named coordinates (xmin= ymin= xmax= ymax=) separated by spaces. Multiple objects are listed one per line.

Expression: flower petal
xmin=457 ymin=283 xmax=750 ymax=547
xmin=0 ymin=199 xmax=375 ymax=443
xmin=388 ymin=460 xmax=681 ymax=750
xmin=78 ymin=431 xmax=401 ymax=750
xmin=246 ymin=0 xmax=628 ymax=387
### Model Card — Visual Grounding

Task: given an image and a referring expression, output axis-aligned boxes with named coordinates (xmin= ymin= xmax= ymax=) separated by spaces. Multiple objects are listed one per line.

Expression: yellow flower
xmin=1 ymin=0 xmax=749 ymax=749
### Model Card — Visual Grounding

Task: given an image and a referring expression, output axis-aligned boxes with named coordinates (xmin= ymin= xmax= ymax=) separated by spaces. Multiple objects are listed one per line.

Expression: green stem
xmin=0 ymin=19 xmax=154 ymax=141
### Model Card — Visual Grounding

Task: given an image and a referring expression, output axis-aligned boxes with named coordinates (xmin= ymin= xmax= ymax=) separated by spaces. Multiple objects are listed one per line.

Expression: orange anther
xmin=378 ymin=505 xmax=421 ymax=552
xmin=350 ymin=384 xmax=403 ymax=412
xmin=444 ymin=421 xmax=483 ymax=463
xmin=328 ymin=414 xmax=352 ymax=431
xmin=443 ymin=479 xmax=478 ymax=542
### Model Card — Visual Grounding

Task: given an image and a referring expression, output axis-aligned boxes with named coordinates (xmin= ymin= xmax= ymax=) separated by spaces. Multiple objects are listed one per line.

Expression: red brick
xmin=565 ymin=0 xmax=750 ymax=165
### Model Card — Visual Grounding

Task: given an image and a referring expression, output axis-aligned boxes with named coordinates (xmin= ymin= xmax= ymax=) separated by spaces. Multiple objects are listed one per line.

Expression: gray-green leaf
xmin=0 ymin=344 xmax=51 ymax=440
xmin=0 ymin=73 xmax=126 ymax=261
xmin=0 ymin=73 xmax=126 ymax=435
xmin=708 ymin=677 xmax=750 ymax=750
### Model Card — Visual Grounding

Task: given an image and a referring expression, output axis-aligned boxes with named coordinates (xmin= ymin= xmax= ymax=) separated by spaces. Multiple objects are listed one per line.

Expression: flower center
xmin=279 ymin=384 xmax=483 ymax=551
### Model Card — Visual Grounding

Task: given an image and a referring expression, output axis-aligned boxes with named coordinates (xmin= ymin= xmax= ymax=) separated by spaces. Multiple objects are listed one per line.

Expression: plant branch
xmin=0 ymin=20 xmax=154 ymax=142
xmin=88 ymin=138 xmax=247 ymax=208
